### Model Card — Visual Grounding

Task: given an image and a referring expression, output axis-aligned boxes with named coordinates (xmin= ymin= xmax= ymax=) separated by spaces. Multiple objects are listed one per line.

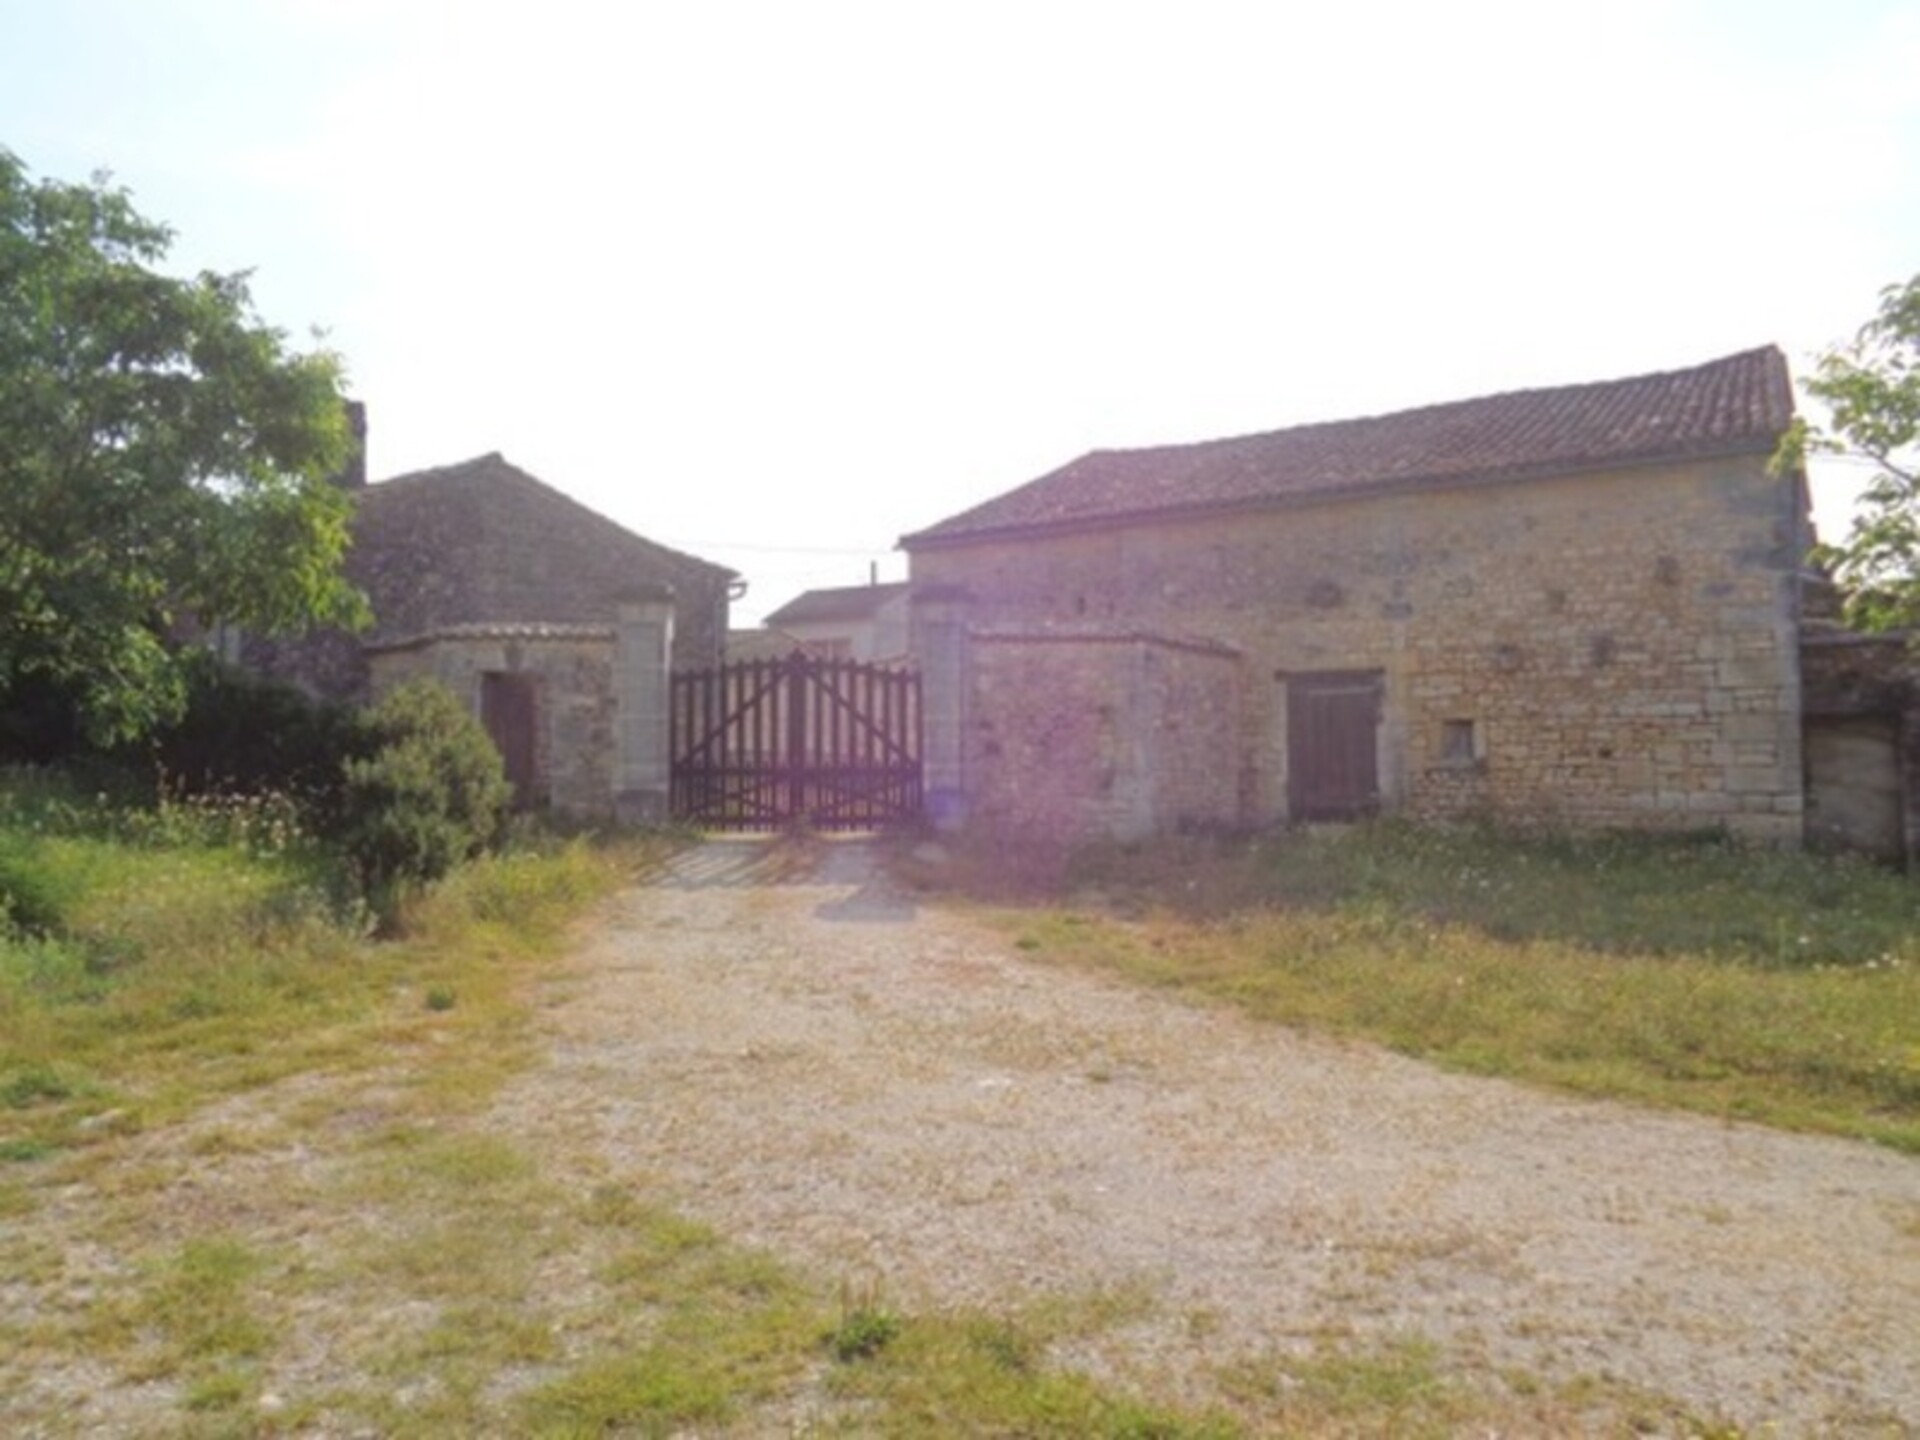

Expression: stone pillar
xmin=911 ymin=584 xmax=972 ymax=832
xmin=613 ymin=585 xmax=675 ymax=824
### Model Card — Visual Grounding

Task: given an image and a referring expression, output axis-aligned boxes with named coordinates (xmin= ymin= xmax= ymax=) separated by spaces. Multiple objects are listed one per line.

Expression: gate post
xmin=613 ymin=584 xmax=675 ymax=824
xmin=910 ymin=584 xmax=972 ymax=832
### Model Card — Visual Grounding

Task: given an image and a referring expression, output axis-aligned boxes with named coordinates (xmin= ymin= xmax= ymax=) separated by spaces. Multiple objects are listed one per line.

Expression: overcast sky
xmin=4 ymin=0 xmax=1917 ymax=622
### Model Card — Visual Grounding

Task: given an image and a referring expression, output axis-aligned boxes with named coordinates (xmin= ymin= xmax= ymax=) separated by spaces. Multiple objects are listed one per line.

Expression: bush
xmin=141 ymin=654 xmax=358 ymax=812
xmin=335 ymin=681 xmax=510 ymax=909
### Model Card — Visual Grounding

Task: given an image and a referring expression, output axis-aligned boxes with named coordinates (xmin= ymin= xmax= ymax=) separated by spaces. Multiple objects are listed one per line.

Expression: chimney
xmin=334 ymin=400 xmax=368 ymax=489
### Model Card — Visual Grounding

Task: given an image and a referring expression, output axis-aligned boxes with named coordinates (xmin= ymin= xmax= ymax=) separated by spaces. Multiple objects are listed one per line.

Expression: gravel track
xmin=490 ymin=837 xmax=1920 ymax=1434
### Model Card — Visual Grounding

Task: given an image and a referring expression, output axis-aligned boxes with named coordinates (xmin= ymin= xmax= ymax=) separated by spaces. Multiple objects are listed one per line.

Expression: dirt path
xmin=492 ymin=837 xmax=1920 ymax=1433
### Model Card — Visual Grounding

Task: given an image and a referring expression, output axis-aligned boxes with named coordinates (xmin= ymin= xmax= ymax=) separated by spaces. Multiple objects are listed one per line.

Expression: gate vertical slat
xmin=714 ymin=663 xmax=725 ymax=823
xmin=870 ymin=665 xmax=886 ymax=826
xmin=810 ymin=657 xmax=825 ymax=823
xmin=864 ymin=665 xmax=878 ymax=828
xmin=827 ymin=658 xmax=840 ymax=824
xmin=766 ymin=656 xmax=777 ymax=822
xmin=745 ymin=658 xmax=759 ymax=823
xmin=879 ymin=664 xmax=890 ymax=821
xmin=909 ymin=668 xmax=922 ymax=813
xmin=857 ymin=661 xmax=871 ymax=827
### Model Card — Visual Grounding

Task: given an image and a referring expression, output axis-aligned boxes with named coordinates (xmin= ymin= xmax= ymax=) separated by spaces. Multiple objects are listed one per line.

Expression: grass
xmin=902 ymin=820 xmax=1920 ymax=1153
xmin=0 ymin=771 xmax=1262 ymax=1435
xmin=1 ymin=770 xmax=1819 ymax=1434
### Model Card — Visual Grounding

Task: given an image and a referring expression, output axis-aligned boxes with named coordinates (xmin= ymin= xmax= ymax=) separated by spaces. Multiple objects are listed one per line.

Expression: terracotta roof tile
xmin=902 ymin=347 xmax=1794 ymax=548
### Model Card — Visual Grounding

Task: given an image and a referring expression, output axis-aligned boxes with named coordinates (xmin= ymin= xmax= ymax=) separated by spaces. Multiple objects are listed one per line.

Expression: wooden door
xmin=480 ymin=672 xmax=539 ymax=809
xmin=1287 ymin=671 xmax=1381 ymax=820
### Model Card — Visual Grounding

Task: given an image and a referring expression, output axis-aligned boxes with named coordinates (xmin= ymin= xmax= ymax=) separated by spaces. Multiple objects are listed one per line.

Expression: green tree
xmin=0 ymin=149 xmax=367 ymax=745
xmin=1783 ymin=274 xmax=1920 ymax=630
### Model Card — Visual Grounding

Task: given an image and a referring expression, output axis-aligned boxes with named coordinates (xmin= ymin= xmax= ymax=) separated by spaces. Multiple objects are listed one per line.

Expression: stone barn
xmin=244 ymin=448 xmax=734 ymax=820
xmin=901 ymin=348 xmax=1822 ymax=846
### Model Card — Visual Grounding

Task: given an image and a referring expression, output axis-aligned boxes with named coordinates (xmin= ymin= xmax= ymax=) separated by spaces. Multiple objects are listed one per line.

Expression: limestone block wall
xmin=912 ymin=455 xmax=1806 ymax=842
xmin=1801 ymin=629 xmax=1920 ymax=865
xmin=367 ymin=633 xmax=617 ymax=819
xmin=964 ymin=628 xmax=1243 ymax=842
xmin=237 ymin=625 xmax=370 ymax=706
xmin=664 ymin=572 xmax=731 ymax=671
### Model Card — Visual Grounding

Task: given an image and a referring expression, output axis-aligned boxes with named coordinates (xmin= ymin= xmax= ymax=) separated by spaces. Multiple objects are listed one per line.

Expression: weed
xmin=2 ymin=1067 xmax=74 ymax=1109
xmin=829 ymin=1305 xmax=902 ymax=1361
xmin=424 ymin=986 xmax=456 ymax=1012
xmin=183 ymin=1369 xmax=251 ymax=1411
xmin=825 ymin=1298 xmax=1235 ymax=1437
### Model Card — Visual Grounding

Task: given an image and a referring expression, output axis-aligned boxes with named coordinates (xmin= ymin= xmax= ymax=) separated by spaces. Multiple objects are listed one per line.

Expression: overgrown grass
xmin=910 ymin=821 xmax=1920 ymax=1153
xmin=1069 ymin=821 xmax=1920 ymax=967
xmin=0 ymin=764 xmax=636 ymax=1164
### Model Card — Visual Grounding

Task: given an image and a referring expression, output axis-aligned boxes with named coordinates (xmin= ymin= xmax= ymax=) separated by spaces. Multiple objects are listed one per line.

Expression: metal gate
xmin=670 ymin=651 xmax=922 ymax=831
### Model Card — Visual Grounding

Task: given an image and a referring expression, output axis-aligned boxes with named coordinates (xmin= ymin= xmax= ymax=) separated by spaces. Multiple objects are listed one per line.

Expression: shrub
xmin=334 ymin=681 xmax=510 ymax=909
xmin=140 ymin=653 xmax=358 ymax=815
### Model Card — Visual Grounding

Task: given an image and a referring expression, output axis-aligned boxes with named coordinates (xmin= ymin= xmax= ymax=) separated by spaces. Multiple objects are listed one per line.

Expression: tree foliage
xmin=0 ymin=149 xmax=367 ymax=744
xmin=1783 ymin=274 xmax=1920 ymax=631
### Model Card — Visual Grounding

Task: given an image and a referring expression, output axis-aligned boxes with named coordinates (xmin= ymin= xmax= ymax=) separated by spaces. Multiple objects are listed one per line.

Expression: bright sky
xmin=4 ymin=0 xmax=1917 ymax=622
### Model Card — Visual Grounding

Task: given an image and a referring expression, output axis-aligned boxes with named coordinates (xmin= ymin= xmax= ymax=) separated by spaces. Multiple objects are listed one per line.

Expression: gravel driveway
xmin=494 ymin=837 xmax=1920 ymax=1433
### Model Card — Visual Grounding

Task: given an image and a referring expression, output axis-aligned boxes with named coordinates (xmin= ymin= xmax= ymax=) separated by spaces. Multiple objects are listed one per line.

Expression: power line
xmin=660 ymin=538 xmax=900 ymax=556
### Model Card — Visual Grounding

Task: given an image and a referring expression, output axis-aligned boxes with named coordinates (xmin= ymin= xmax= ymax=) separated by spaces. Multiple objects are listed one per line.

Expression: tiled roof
xmin=764 ymin=581 xmax=911 ymax=628
xmin=902 ymin=347 xmax=1794 ymax=548
xmin=726 ymin=626 xmax=811 ymax=661
xmin=349 ymin=453 xmax=734 ymax=644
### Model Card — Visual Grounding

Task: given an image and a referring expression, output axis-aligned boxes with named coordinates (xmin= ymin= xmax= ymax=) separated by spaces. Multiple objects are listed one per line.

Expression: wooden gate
xmin=670 ymin=651 xmax=922 ymax=831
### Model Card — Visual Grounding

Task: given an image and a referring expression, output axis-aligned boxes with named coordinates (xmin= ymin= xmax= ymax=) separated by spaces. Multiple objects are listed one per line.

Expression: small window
xmin=1441 ymin=719 xmax=1478 ymax=766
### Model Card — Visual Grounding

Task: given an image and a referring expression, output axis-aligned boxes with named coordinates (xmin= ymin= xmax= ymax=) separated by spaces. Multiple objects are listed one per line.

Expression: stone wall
xmin=237 ymin=625 xmax=369 ymax=705
xmin=367 ymin=631 xmax=617 ymax=819
xmin=911 ymin=455 xmax=1806 ymax=842
xmin=662 ymin=573 xmax=731 ymax=672
xmin=962 ymin=627 xmax=1243 ymax=842
xmin=1801 ymin=628 xmax=1919 ymax=864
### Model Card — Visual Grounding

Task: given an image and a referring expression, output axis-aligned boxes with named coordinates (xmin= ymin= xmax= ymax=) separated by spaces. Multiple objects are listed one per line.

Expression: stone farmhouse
xmin=763 ymin=581 xmax=912 ymax=662
xmin=245 ymin=442 xmax=734 ymax=819
xmin=900 ymin=347 xmax=1899 ymax=850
